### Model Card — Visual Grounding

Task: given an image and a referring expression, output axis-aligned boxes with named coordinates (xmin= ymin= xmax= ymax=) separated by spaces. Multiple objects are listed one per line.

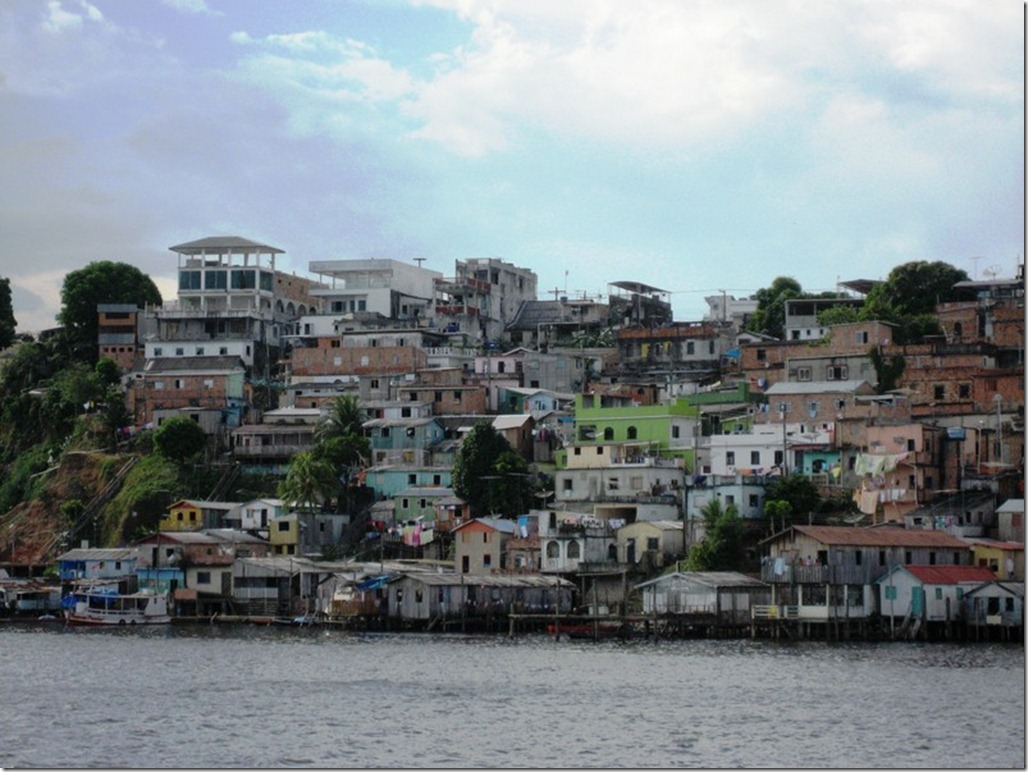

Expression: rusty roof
xmin=786 ymin=525 xmax=970 ymax=549
xmin=899 ymin=565 xmax=997 ymax=585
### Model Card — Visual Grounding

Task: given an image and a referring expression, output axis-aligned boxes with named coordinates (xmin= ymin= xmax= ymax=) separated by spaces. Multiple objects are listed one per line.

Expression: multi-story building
xmin=308 ymin=258 xmax=441 ymax=323
xmin=435 ymin=257 xmax=538 ymax=344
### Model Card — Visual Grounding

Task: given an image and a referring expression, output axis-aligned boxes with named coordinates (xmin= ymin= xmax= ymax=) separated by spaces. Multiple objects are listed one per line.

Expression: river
xmin=0 ymin=624 xmax=1022 ymax=769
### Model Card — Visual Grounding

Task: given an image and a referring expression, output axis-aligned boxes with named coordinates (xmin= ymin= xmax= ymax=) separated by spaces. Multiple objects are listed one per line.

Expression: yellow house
xmin=270 ymin=514 xmax=300 ymax=555
xmin=160 ymin=500 xmax=203 ymax=532
xmin=968 ymin=539 xmax=1024 ymax=581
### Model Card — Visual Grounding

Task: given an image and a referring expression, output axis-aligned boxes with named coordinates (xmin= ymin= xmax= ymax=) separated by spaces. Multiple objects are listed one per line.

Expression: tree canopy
xmin=152 ymin=417 xmax=207 ymax=464
xmin=58 ymin=261 xmax=162 ymax=363
xmin=452 ymin=422 xmax=533 ymax=517
xmin=0 ymin=277 xmax=16 ymax=350
xmin=686 ymin=500 xmax=744 ymax=571
xmin=277 ymin=450 xmax=339 ymax=513
xmin=816 ymin=260 xmax=969 ymax=344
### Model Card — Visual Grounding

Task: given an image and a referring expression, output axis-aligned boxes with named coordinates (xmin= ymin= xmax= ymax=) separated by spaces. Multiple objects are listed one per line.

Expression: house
xmin=760 ymin=525 xmax=975 ymax=623
xmin=635 ymin=571 xmax=771 ymax=626
xmin=616 ymin=520 xmax=684 ymax=571
xmin=995 ymin=499 xmax=1025 ymax=543
xmin=364 ymin=465 xmax=452 ymax=500
xmin=385 ymin=572 xmax=574 ymax=623
xmin=131 ymin=355 xmax=247 ymax=429
xmin=537 ymin=509 xmax=618 ymax=574
xmin=56 ymin=547 xmax=137 ymax=583
xmin=453 ymin=517 xmax=518 ymax=574
xmin=235 ymin=498 xmax=287 ymax=533
xmin=392 ymin=487 xmax=457 ymax=525
xmin=231 ymin=407 xmax=321 ymax=469
xmin=963 ymin=538 xmax=1024 ymax=581
xmin=268 ymin=511 xmax=354 ymax=557
xmin=962 ymin=581 xmax=1024 ymax=638
xmin=876 ymin=564 xmax=996 ymax=625
xmin=160 ymin=499 xmax=242 ymax=532
xmin=232 ymin=555 xmax=323 ymax=617
xmin=492 ymin=413 xmax=536 ymax=461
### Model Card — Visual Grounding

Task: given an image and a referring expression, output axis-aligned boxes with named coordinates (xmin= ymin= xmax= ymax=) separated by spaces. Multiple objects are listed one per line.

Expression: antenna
xmin=413 ymin=258 xmax=426 ymax=268
xmin=982 ymin=265 xmax=1002 ymax=280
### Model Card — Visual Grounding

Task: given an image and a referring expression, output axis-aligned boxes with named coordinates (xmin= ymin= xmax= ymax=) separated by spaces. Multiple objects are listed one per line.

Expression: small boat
xmin=547 ymin=621 xmax=622 ymax=639
xmin=62 ymin=584 xmax=171 ymax=626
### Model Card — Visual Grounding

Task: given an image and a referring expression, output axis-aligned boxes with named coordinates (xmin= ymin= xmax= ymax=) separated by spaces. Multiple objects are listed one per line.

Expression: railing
xmin=752 ymin=605 xmax=799 ymax=620
xmin=232 ymin=443 xmax=312 ymax=458
xmin=761 ymin=562 xmax=887 ymax=585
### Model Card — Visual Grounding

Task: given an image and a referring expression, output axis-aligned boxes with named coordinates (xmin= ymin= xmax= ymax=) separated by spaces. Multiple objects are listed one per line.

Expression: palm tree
xmin=316 ymin=395 xmax=365 ymax=444
xmin=278 ymin=451 xmax=339 ymax=514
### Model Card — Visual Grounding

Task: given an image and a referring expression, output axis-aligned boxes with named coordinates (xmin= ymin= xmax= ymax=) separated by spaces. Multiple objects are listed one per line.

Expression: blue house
xmin=56 ymin=548 xmax=138 ymax=582
xmin=365 ymin=465 xmax=453 ymax=500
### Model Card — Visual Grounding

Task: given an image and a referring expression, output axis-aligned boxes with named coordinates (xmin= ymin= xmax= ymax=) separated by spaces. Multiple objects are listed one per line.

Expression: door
xmin=911 ymin=586 xmax=924 ymax=618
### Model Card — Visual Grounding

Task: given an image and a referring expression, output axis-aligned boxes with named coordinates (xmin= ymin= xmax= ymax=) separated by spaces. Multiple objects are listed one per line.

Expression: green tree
xmin=452 ymin=422 xmax=530 ymax=516
xmin=278 ymin=450 xmax=339 ymax=513
xmin=0 ymin=277 xmax=16 ymax=350
xmin=152 ymin=417 xmax=207 ymax=464
xmin=686 ymin=500 xmax=744 ymax=571
xmin=864 ymin=260 xmax=969 ymax=319
xmin=764 ymin=474 xmax=820 ymax=523
xmin=94 ymin=357 xmax=121 ymax=388
xmin=746 ymin=276 xmax=803 ymax=339
xmin=58 ymin=261 xmax=162 ymax=363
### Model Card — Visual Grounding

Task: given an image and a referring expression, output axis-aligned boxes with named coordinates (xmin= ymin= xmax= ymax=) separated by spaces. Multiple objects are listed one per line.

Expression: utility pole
xmin=779 ymin=403 xmax=789 ymax=476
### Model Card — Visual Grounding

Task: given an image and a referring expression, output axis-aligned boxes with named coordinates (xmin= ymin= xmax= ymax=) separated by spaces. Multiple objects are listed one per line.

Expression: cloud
xmin=161 ymin=0 xmax=221 ymax=16
xmin=41 ymin=1 xmax=104 ymax=34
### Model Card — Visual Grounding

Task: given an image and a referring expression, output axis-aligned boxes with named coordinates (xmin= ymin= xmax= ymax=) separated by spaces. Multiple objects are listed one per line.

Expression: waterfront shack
xmin=876 ymin=564 xmax=996 ymax=638
xmin=962 ymin=581 xmax=1025 ymax=640
xmin=635 ymin=571 xmax=770 ymax=629
xmin=386 ymin=572 xmax=574 ymax=629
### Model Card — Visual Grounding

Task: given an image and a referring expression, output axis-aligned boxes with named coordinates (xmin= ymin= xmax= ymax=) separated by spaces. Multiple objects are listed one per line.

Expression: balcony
xmin=761 ymin=562 xmax=887 ymax=585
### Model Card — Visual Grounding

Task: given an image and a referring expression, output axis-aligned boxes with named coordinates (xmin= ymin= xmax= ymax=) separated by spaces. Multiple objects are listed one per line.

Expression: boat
xmin=62 ymin=584 xmax=171 ymax=626
xmin=546 ymin=621 xmax=623 ymax=639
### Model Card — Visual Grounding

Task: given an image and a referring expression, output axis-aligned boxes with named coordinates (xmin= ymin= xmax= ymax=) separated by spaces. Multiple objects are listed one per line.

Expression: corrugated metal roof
xmin=492 ymin=414 xmax=533 ymax=430
xmin=900 ymin=565 xmax=997 ymax=585
xmin=394 ymin=572 xmax=574 ymax=588
xmin=764 ymin=380 xmax=874 ymax=395
xmin=57 ymin=548 xmax=136 ymax=561
xmin=786 ymin=525 xmax=969 ymax=548
xmin=636 ymin=571 xmax=767 ymax=590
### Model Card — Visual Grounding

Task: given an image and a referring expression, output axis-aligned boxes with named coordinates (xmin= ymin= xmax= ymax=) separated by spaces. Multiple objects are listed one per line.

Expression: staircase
xmin=47 ymin=455 xmax=140 ymax=555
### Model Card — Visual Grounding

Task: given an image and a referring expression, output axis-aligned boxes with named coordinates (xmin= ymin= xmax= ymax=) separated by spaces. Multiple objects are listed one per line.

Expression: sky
xmin=0 ymin=0 xmax=1023 ymax=335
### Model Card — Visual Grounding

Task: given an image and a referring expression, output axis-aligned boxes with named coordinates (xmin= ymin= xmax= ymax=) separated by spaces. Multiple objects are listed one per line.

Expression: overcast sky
xmin=1 ymin=0 xmax=1023 ymax=334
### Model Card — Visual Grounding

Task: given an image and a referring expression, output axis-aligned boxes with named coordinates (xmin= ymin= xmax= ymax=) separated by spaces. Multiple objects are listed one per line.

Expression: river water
xmin=0 ymin=624 xmax=1022 ymax=769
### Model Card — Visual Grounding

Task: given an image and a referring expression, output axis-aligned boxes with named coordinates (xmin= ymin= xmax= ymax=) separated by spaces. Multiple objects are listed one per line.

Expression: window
xmin=904 ymin=551 xmax=912 ymax=564
xmin=884 ymin=586 xmax=897 ymax=600
xmin=408 ymin=474 xmax=417 ymax=485
xmin=855 ymin=330 xmax=869 ymax=344
xmin=154 ymin=347 xmax=163 ymax=356
xmin=483 ymin=553 xmax=492 ymax=567
xmin=647 ymin=537 xmax=660 ymax=551
xmin=953 ymin=552 xmax=960 ymax=565
xmin=686 ymin=341 xmax=695 ymax=355
xmin=482 ymin=532 xmax=489 ymax=543
xmin=401 ymin=499 xmax=409 ymax=509
xmin=797 ymin=367 xmax=812 ymax=382
xmin=453 ymin=391 xmax=462 ymax=403
xmin=750 ymin=451 xmax=760 ymax=465
xmin=726 ymin=451 xmax=736 ymax=466
xmin=179 ymin=270 xmax=201 ymax=290
xmin=370 ymin=379 xmax=380 ymax=389
xmin=879 ymin=550 xmax=886 ymax=566
xmin=230 ymin=269 xmax=256 ymax=289
xmin=749 ymin=494 xmax=759 ymax=508
xmin=935 ymin=587 xmax=943 ymax=600
xmin=562 ymin=479 xmax=573 ymax=491
xmin=196 ymin=571 xmax=211 ymax=584
xmin=826 ymin=365 xmax=848 ymax=381
xmin=855 ymin=550 xmax=863 ymax=565
xmin=933 ymin=384 xmax=944 ymax=400
xmin=958 ymin=383 xmax=971 ymax=399
xmin=672 ymin=426 xmax=680 ymax=439
xmin=604 ymin=427 xmax=614 ymax=441
xmin=277 ymin=521 xmax=290 ymax=532
xmin=567 ymin=541 xmax=581 ymax=559
xmin=756 ymin=349 xmax=766 ymax=361
xmin=929 ymin=552 xmax=936 ymax=565
xmin=205 ymin=270 xmax=227 ymax=290
xmin=626 ymin=426 xmax=637 ymax=440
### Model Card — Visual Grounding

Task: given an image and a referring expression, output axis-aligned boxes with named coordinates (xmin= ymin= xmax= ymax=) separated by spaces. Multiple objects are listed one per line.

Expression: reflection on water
xmin=0 ymin=624 xmax=1023 ymax=768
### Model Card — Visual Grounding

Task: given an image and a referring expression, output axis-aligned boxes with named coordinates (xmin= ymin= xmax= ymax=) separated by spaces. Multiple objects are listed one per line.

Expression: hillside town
xmin=0 ymin=236 xmax=1024 ymax=642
